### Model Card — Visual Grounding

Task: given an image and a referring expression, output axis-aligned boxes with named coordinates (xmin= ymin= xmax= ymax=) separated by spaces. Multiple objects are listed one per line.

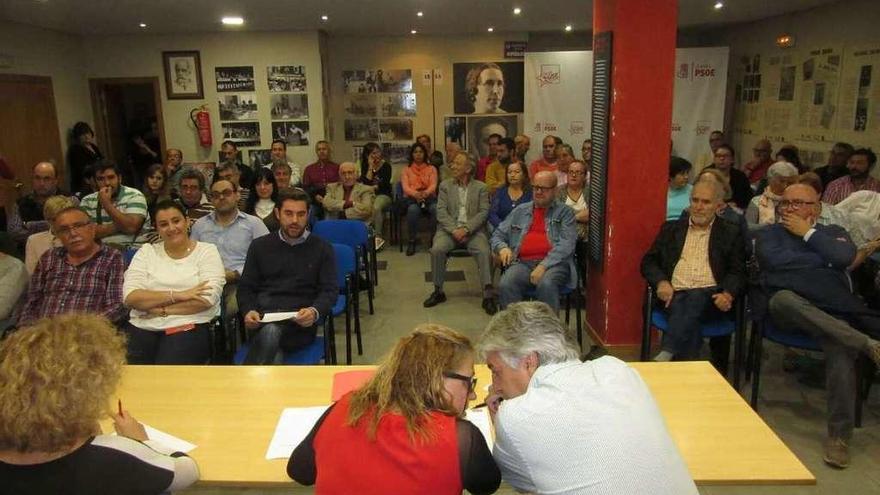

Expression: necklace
xmin=165 ymin=240 xmax=195 ymax=259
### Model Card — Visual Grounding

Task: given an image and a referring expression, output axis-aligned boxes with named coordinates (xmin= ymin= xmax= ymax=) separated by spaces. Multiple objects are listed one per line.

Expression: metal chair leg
xmin=750 ymin=321 xmax=764 ymax=411
xmin=640 ymin=286 xmax=654 ymax=361
xmin=733 ymin=301 xmax=745 ymax=391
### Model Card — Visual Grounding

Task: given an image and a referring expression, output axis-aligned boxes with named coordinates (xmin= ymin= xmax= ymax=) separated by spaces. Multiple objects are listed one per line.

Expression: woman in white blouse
xmin=123 ymin=200 xmax=225 ymax=364
xmin=556 ymin=160 xmax=590 ymax=279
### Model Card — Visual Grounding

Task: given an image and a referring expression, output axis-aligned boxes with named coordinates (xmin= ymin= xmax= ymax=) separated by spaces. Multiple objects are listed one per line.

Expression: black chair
xmin=640 ymin=285 xmax=746 ymax=389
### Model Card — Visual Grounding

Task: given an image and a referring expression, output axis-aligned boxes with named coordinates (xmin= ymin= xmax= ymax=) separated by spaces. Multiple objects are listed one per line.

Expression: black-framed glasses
xmin=778 ymin=199 xmax=817 ymax=210
xmin=532 ymin=185 xmax=554 ymax=192
xmin=443 ymin=372 xmax=477 ymax=392
xmin=55 ymin=221 xmax=92 ymax=237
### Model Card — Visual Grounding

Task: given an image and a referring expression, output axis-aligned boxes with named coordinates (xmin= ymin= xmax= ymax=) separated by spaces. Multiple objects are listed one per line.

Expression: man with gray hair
xmin=479 ymin=301 xmax=698 ymax=494
xmin=640 ymin=179 xmax=746 ymax=368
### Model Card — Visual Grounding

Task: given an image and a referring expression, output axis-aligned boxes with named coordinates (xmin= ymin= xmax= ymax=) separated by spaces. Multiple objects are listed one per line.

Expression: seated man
xmin=756 ymin=183 xmax=880 ymax=468
xmin=17 ymin=206 xmax=125 ymax=327
xmin=302 ymin=140 xmax=340 ymax=219
xmin=220 ymin=140 xmax=254 ymax=188
xmin=191 ymin=178 xmax=269 ymax=341
xmin=822 ymin=148 xmax=880 ymax=205
xmin=424 ymin=152 xmax=495 ymax=315
xmin=640 ymin=179 xmax=745 ymax=365
xmin=164 ymin=148 xmax=185 ymax=195
xmin=484 ymin=137 xmax=515 ymax=196
xmin=320 ymin=162 xmax=375 ymax=223
xmin=479 ymin=302 xmax=698 ymax=495
xmin=216 ymin=161 xmax=251 ymax=210
xmin=176 ymin=169 xmax=215 ymax=224
xmin=237 ymin=189 xmax=337 ymax=364
xmin=7 ymin=161 xmax=75 ymax=247
xmin=78 ymin=160 xmax=148 ymax=248
xmin=492 ymin=171 xmax=576 ymax=312
xmin=270 ymin=139 xmax=302 ymax=187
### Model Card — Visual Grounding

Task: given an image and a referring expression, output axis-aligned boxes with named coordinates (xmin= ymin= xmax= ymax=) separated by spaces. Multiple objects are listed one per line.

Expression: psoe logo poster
xmin=538 ymin=64 xmax=561 ymax=87
xmin=693 ymin=63 xmax=716 ymax=78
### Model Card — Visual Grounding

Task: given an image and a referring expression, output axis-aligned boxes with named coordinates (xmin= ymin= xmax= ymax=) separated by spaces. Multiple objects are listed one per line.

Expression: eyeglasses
xmin=210 ymin=189 xmax=236 ymax=200
xmin=533 ymin=185 xmax=554 ymax=192
xmin=443 ymin=371 xmax=477 ymax=392
xmin=567 ymin=170 xmax=586 ymax=176
xmin=778 ymin=200 xmax=817 ymax=210
xmin=180 ymin=184 xmax=201 ymax=191
xmin=55 ymin=221 xmax=91 ymax=237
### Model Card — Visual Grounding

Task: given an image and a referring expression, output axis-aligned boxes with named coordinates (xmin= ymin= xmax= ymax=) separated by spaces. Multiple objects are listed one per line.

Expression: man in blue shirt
xmin=191 ymin=178 xmax=269 ymax=340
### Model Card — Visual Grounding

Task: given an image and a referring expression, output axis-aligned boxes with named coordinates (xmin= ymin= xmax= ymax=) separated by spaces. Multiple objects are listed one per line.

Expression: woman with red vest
xmin=288 ymin=324 xmax=500 ymax=494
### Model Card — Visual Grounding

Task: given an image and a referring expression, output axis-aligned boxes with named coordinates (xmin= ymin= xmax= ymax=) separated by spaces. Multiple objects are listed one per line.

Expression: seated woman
xmin=142 ymin=163 xmax=171 ymax=215
xmin=557 ymin=160 xmax=590 ymax=277
xmin=359 ymin=142 xmax=392 ymax=250
xmin=0 ymin=314 xmax=200 ymax=493
xmin=288 ymin=324 xmax=500 ymax=495
xmin=745 ymin=161 xmax=798 ymax=228
xmin=244 ymin=167 xmax=280 ymax=231
xmin=24 ymin=195 xmax=75 ymax=275
xmin=401 ymin=142 xmax=438 ymax=256
xmin=488 ymin=161 xmax=532 ymax=232
xmin=666 ymin=157 xmax=692 ymax=221
xmin=123 ymin=200 xmax=225 ymax=364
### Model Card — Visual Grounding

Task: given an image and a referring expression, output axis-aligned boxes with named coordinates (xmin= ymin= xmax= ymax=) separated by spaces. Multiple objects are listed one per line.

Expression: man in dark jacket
xmin=755 ymin=182 xmax=880 ymax=469
xmin=641 ymin=180 xmax=746 ymax=365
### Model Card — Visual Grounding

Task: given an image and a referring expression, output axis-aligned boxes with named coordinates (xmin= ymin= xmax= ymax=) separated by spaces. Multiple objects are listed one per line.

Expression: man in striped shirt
xmin=17 ymin=206 xmax=125 ymax=327
xmin=78 ymin=160 xmax=148 ymax=247
xmin=822 ymin=148 xmax=880 ymax=205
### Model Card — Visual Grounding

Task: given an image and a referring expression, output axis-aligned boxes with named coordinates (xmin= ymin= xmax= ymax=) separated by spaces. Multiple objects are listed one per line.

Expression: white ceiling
xmin=0 ymin=0 xmax=842 ymax=36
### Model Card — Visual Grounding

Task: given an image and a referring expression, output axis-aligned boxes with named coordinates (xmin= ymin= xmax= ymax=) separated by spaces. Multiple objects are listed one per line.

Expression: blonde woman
xmin=24 ymin=195 xmax=76 ymax=275
xmin=0 ymin=314 xmax=199 ymax=493
xmin=288 ymin=324 xmax=500 ymax=495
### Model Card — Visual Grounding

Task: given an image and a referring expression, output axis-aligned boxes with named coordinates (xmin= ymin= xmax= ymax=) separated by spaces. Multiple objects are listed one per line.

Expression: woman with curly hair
xmin=0 ymin=314 xmax=200 ymax=493
xmin=288 ymin=324 xmax=500 ymax=495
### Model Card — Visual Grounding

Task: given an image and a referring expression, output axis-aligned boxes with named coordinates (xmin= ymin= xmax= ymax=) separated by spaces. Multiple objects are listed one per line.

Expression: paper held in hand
xmin=266 ymin=406 xmax=330 ymax=460
xmin=260 ymin=311 xmax=300 ymax=323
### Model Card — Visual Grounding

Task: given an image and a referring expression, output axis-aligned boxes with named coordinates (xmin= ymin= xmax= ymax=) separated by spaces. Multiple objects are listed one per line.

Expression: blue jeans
xmin=243 ymin=321 xmax=316 ymax=365
xmin=405 ymin=197 xmax=437 ymax=242
xmin=662 ymin=287 xmax=727 ymax=360
xmin=499 ymin=260 xmax=569 ymax=312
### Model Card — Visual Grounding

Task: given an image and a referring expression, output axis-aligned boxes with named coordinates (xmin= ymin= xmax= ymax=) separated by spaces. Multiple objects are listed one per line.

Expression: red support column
xmin=587 ymin=0 xmax=677 ymax=348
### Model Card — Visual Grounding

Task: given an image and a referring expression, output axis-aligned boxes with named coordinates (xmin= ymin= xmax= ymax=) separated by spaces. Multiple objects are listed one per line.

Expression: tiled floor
xmin=185 ymin=241 xmax=880 ymax=495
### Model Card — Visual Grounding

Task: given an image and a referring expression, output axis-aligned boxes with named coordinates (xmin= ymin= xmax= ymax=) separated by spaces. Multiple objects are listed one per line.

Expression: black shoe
xmin=482 ymin=297 xmax=498 ymax=315
xmin=423 ymin=290 xmax=447 ymax=308
xmin=406 ymin=241 xmax=416 ymax=256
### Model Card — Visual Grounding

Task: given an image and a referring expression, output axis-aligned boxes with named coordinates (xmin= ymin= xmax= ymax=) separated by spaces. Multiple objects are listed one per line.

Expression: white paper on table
xmin=464 ymin=408 xmax=494 ymax=451
xmin=266 ymin=406 xmax=330 ymax=460
xmin=143 ymin=423 xmax=197 ymax=453
xmin=260 ymin=311 xmax=299 ymax=323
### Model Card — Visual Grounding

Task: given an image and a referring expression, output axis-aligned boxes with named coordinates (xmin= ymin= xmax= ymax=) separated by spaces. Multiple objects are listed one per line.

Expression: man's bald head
xmin=33 ymin=161 xmax=59 ymax=197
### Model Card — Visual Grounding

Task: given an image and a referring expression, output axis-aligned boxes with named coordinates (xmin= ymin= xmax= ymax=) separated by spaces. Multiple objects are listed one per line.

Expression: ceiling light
xmin=487 ymin=27 xmax=494 ymax=32
xmin=411 ymin=29 xmax=417 ymax=34
xmin=321 ymin=15 xmax=328 ymax=21
xmin=714 ymin=1 xmax=724 ymax=9
xmin=513 ymin=7 xmax=522 ymax=15
xmin=564 ymin=24 xmax=573 ymax=32
xmin=221 ymin=16 xmax=244 ymax=25
xmin=138 ymin=22 xmax=147 ymax=28
xmin=417 ymin=11 xmax=423 ymax=17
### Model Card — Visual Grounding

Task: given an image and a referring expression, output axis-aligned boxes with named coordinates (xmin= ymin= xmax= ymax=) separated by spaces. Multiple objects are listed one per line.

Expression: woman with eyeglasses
xmin=288 ymin=324 xmax=501 ymax=495
xmin=122 ymin=200 xmax=225 ymax=364
xmin=556 ymin=160 xmax=590 ymax=278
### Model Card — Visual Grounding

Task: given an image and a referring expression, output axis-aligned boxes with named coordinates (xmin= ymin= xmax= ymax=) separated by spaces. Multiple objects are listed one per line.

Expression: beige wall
xmin=326 ymin=33 xmax=528 ymax=178
xmin=82 ymin=30 xmax=326 ymax=169
xmin=0 ymin=22 xmax=92 ymax=168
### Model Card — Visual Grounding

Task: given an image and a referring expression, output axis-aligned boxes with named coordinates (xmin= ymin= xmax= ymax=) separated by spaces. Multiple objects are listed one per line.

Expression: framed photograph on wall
xmin=216 ymin=66 xmax=255 ymax=92
xmin=162 ymin=51 xmax=204 ymax=99
xmin=452 ymin=61 xmax=524 ymax=114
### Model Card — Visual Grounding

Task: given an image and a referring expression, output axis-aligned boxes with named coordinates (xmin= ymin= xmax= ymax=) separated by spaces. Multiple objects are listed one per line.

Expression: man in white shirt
xmin=478 ymin=301 xmax=698 ymax=495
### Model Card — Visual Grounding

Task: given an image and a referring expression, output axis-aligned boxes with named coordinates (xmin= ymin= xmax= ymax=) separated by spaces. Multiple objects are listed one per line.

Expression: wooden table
xmin=110 ymin=361 xmax=814 ymax=487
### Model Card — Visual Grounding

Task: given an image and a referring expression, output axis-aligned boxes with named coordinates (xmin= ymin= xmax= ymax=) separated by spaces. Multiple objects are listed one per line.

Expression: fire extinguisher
xmin=190 ymin=106 xmax=212 ymax=148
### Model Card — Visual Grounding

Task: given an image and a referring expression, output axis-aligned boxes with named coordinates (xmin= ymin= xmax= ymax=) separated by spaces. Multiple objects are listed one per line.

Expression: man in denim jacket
xmin=491 ymin=171 xmax=577 ymax=311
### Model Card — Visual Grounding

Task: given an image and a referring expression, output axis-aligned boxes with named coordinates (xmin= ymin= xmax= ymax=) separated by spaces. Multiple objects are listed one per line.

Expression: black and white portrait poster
xmin=467 ymin=115 xmax=518 ymax=159
xmin=218 ymin=93 xmax=258 ymax=121
xmin=445 ymin=116 xmax=467 ymax=148
xmin=221 ymin=122 xmax=261 ymax=147
xmin=379 ymin=119 xmax=414 ymax=141
xmin=248 ymin=149 xmax=272 ymax=168
xmin=270 ymin=94 xmax=309 ymax=120
xmin=344 ymin=119 xmax=380 ymax=141
xmin=380 ymin=93 xmax=417 ymax=117
xmin=271 ymin=121 xmax=310 ymax=146
xmin=343 ymin=69 xmax=413 ymax=93
xmin=267 ymin=65 xmax=307 ymax=92
xmin=453 ymin=62 xmax=524 ymax=114
xmin=216 ymin=66 xmax=255 ymax=92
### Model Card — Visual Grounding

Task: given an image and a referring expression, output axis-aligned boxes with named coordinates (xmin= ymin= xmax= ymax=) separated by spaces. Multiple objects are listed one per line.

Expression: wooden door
xmin=0 ymin=74 xmax=63 ymax=209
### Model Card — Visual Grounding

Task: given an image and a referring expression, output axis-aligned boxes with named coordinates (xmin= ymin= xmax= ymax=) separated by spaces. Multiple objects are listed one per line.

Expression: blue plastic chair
xmin=233 ymin=335 xmax=327 ymax=365
xmin=640 ymin=285 xmax=745 ymax=389
xmin=313 ymin=220 xmax=375 ymax=317
xmin=329 ymin=242 xmax=358 ymax=364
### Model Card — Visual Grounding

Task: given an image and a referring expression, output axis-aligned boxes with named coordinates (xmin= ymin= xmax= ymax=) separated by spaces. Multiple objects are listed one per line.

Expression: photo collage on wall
xmin=214 ymin=65 xmax=310 ymax=163
xmin=343 ymin=69 xmax=415 ymax=151
xmin=445 ymin=61 xmax=524 ymax=159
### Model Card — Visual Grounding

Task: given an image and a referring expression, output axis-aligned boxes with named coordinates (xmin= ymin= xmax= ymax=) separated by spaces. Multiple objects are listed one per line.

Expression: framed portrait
xmin=452 ymin=61 xmax=524 ymax=114
xmin=163 ymin=51 xmax=204 ymax=100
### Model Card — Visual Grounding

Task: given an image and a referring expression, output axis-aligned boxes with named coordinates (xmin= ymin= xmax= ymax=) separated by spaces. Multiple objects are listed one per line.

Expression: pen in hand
xmin=118 ymin=399 xmax=123 ymax=416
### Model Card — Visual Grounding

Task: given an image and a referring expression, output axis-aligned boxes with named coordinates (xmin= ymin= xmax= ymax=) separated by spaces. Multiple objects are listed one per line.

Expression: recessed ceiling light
xmin=221 ymin=16 xmax=244 ymax=25
xmin=487 ymin=27 xmax=494 ymax=32
xmin=138 ymin=22 xmax=147 ymax=28
xmin=321 ymin=15 xmax=328 ymax=21
xmin=564 ymin=24 xmax=573 ymax=32
xmin=411 ymin=29 xmax=417 ymax=34
xmin=513 ymin=7 xmax=522 ymax=15
xmin=714 ymin=1 xmax=724 ymax=9
xmin=417 ymin=11 xmax=423 ymax=17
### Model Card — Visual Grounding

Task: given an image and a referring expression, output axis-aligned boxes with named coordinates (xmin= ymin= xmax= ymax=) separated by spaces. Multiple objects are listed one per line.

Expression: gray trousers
xmin=769 ymin=290 xmax=871 ymax=439
xmin=430 ymin=230 xmax=492 ymax=292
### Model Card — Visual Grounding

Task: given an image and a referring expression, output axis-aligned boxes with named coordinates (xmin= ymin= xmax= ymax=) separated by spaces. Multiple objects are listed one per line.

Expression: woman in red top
xmin=400 ymin=142 xmax=438 ymax=256
xmin=288 ymin=325 xmax=500 ymax=495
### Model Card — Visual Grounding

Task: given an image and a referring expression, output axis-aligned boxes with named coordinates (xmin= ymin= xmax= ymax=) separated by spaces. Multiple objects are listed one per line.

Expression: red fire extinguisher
xmin=190 ymin=106 xmax=212 ymax=148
